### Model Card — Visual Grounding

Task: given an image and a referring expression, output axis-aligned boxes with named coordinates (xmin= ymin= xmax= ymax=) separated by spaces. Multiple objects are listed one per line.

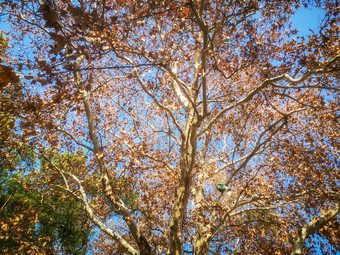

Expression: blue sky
xmin=290 ymin=5 xmax=326 ymax=36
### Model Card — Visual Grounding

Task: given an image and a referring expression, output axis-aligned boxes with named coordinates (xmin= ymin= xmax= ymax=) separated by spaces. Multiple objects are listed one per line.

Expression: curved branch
xmin=116 ymin=54 xmax=185 ymax=139
xmin=272 ymin=83 xmax=340 ymax=91
xmin=42 ymin=153 xmax=138 ymax=254
xmin=291 ymin=201 xmax=340 ymax=255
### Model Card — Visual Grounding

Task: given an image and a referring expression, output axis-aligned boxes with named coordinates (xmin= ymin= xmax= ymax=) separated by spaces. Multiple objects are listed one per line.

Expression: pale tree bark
xmin=169 ymin=106 xmax=201 ymax=255
xmin=168 ymin=1 xmax=211 ymax=253
xmin=41 ymin=155 xmax=140 ymax=255
xmin=291 ymin=201 xmax=340 ymax=255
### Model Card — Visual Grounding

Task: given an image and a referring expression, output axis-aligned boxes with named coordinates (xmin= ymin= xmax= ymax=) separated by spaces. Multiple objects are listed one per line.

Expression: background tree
xmin=1 ymin=0 xmax=339 ymax=254
xmin=0 ymin=148 xmax=93 ymax=254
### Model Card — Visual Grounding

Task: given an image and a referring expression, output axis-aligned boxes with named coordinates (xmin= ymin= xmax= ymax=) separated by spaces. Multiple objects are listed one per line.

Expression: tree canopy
xmin=1 ymin=0 xmax=339 ymax=254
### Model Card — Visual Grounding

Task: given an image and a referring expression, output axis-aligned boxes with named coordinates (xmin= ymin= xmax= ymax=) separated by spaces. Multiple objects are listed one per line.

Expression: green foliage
xmin=244 ymin=210 xmax=278 ymax=227
xmin=112 ymin=175 xmax=139 ymax=209
xmin=0 ymin=163 xmax=92 ymax=254
xmin=35 ymin=196 xmax=91 ymax=255
xmin=123 ymin=191 xmax=139 ymax=210
xmin=0 ymin=33 xmax=8 ymax=55
xmin=0 ymin=138 xmax=92 ymax=254
xmin=0 ymin=31 xmax=91 ymax=254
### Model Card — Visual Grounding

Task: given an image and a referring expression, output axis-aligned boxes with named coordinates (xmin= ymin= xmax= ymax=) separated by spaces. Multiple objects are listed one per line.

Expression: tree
xmin=0 ymin=148 xmax=93 ymax=254
xmin=2 ymin=0 xmax=339 ymax=254
xmin=0 ymin=33 xmax=92 ymax=255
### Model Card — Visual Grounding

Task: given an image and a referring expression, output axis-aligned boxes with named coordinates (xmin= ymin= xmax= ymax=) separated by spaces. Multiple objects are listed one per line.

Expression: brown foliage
xmin=2 ymin=0 xmax=339 ymax=254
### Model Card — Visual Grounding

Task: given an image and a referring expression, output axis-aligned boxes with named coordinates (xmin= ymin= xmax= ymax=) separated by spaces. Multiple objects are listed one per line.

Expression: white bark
xmin=291 ymin=201 xmax=340 ymax=255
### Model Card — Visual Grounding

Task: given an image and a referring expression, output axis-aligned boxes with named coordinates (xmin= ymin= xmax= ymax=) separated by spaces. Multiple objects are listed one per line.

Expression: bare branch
xmin=110 ymin=95 xmax=181 ymax=146
xmin=169 ymin=61 xmax=190 ymax=108
xmin=55 ymin=128 xmax=94 ymax=151
xmin=272 ymin=83 xmax=340 ymax=91
xmin=72 ymin=56 xmax=153 ymax=254
xmin=65 ymin=172 xmax=139 ymax=255
xmin=41 ymin=154 xmax=70 ymax=191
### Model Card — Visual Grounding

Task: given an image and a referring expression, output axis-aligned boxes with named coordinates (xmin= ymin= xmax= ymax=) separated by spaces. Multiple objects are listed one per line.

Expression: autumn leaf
xmin=0 ymin=64 xmax=20 ymax=90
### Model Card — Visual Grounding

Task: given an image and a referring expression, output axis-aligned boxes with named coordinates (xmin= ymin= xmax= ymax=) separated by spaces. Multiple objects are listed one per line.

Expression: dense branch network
xmin=2 ymin=0 xmax=339 ymax=254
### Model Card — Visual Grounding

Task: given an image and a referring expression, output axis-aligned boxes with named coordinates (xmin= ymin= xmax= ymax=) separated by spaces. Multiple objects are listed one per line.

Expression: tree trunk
xmin=169 ymin=112 xmax=199 ymax=254
xmin=194 ymin=236 xmax=210 ymax=255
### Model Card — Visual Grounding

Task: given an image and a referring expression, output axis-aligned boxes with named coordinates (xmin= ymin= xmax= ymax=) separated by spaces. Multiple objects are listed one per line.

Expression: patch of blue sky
xmin=290 ymin=4 xmax=327 ymax=37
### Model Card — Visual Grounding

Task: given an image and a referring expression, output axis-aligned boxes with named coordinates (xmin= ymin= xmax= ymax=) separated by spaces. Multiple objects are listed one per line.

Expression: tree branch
xmin=65 ymin=172 xmax=139 ymax=255
xmin=116 ymin=54 xmax=185 ymax=139
xmin=73 ymin=56 xmax=152 ymax=254
xmin=291 ymin=201 xmax=340 ymax=255
xmin=55 ymin=128 xmax=94 ymax=151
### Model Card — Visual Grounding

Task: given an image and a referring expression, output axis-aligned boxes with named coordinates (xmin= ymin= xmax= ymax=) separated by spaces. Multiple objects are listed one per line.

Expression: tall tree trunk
xmin=169 ymin=110 xmax=199 ymax=254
